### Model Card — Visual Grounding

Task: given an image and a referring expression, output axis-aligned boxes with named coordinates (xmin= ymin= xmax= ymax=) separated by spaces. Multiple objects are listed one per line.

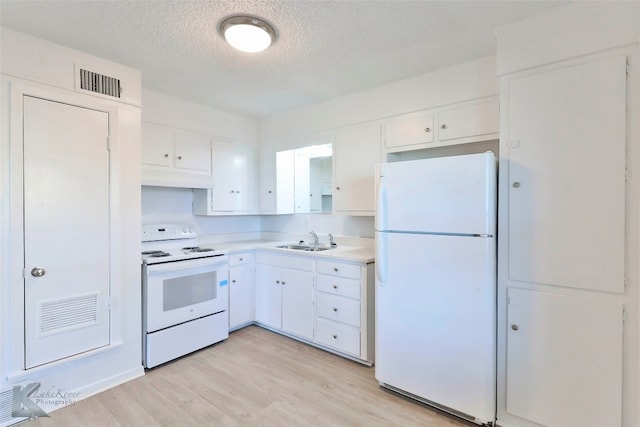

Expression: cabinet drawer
xmin=317 ymin=293 xmax=360 ymax=327
xmin=317 ymin=275 xmax=361 ymax=299
xmin=316 ymin=318 xmax=360 ymax=356
xmin=316 ymin=260 xmax=361 ymax=279
xmin=230 ymin=252 xmax=253 ymax=266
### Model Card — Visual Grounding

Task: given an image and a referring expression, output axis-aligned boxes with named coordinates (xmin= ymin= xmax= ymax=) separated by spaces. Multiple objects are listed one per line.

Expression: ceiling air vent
xmin=79 ymin=68 xmax=121 ymax=98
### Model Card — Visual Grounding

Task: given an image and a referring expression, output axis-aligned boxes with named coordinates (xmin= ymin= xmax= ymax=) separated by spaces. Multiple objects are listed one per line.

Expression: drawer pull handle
xmin=232 ymin=279 xmax=236 ymax=283
xmin=333 ymin=307 xmax=338 ymax=312
xmin=276 ymin=280 xmax=280 ymax=284
xmin=333 ymin=285 xmax=338 ymax=289
xmin=333 ymin=334 xmax=338 ymax=339
xmin=239 ymin=257 xmax=243 ymax=261
xmin=333 ymin=267 xmax=339 ymax=272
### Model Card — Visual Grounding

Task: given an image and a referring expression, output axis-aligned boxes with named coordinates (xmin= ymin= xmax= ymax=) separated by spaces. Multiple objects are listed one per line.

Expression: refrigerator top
xmin=376 ymin=152 xmax=497 ymax=236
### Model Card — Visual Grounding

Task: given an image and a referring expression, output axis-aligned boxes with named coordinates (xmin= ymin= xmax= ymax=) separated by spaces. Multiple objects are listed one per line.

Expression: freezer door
xmin=377 ymin=152 xmax=496 ymax=235
xmin=375 ymin=232 xmax=496 ymax=423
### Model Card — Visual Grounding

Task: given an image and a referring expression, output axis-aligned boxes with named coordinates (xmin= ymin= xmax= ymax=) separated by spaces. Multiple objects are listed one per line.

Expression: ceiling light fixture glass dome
xmin=220 ymin=16 xmax=276 ymax=53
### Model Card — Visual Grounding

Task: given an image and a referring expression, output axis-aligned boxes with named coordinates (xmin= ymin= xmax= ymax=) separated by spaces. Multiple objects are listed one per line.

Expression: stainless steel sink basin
xmin=275 ymin=243 xmax=334 ymax=252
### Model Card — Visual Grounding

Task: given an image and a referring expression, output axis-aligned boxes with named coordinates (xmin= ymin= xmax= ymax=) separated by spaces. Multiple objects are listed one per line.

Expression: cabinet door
xmin=23 ymin=96 xmax=110 ymax=368
xmin=254 ymin=265 xmax=282 ymax=329
xmin=174 ymin=130 xmax=211 ymax=173
xmin=211 ymin=139 xmax=256 ymax=212
xmin=437 ymin=98 xmax=499 ymax=142
xmin=229 ymin=263 xmax=254 ymax=329
xmin=507 ymin=56 xmax=626 ymax=293
xmin=507 ymin=288 xmax=622 ymax=427
xmin=281 ymin=268 xmax=314 ymax=340
xmin=259 ymin=146 xmax=276 ymax=213
xmin=141 ymin=123 xmax=173 ymax=167
xmin=384 ymin=111 xmax=434 ymax=149
xmin=334 ymin=123 xmax=380 ymax=214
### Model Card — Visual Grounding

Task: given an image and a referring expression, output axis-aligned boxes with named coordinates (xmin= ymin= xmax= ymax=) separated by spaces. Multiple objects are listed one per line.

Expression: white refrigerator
xmin=375 ymin=152 xmax=497 ymax=426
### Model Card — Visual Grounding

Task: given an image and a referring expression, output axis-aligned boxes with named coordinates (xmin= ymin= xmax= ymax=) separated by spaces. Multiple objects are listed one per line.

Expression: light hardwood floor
xmin=23 ymin=326 xmax=473 ymax=426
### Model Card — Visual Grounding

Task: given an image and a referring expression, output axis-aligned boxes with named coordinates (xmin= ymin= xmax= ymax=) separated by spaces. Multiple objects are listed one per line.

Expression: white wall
xmin=141 ymin=186 xmax=261 ymax=236
xmin=0 ymin=28 xmax=143 ymax=424
xmin=142 ymin=89 xmax=257 ymax=142
xmin=259 ymin=55 xmax=498 ymax=144
xmin=258 ymin=55 xmax=499 ymax=238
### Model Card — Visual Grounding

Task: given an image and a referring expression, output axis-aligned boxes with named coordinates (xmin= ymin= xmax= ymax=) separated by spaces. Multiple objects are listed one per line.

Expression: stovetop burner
xmin=182 ymin=246 xmax=215 ymax=253
xmin=142 ymin=250 xmax=171 ymax=258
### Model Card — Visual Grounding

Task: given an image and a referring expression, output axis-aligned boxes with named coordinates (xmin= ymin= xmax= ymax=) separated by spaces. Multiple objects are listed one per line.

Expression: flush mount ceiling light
xmin=220 ymin=16 xmax=276 ymax=53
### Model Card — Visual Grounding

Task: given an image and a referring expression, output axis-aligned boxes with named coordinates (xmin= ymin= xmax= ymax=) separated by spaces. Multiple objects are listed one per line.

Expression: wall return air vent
xmin=79 ymin=68 xmax=121 ymax=98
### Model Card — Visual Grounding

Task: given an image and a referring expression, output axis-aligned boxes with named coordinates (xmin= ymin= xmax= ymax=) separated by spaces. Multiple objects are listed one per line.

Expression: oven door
xmin=143 ymin=255 xmax=229 ymax=333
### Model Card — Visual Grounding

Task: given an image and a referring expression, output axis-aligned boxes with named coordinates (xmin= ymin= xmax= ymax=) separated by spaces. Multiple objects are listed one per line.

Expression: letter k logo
xmin=11 ymin=382 xmax=49 ymax=418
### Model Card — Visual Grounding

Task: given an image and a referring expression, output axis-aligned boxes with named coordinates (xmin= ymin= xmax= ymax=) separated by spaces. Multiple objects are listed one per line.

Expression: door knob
xmin=31 ymin=267 xmax=46 ymax=277
xmin=511 ymin=324 xmax=519 ymax=331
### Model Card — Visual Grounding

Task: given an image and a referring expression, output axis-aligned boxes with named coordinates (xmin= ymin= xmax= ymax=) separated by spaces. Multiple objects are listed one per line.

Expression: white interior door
xmin=23 ymin=95 xmax=111 ymax=369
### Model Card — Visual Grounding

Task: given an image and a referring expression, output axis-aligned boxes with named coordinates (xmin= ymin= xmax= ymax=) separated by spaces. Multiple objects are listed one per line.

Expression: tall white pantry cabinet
xmin=495 ymin=4 xmax=640 ymax=427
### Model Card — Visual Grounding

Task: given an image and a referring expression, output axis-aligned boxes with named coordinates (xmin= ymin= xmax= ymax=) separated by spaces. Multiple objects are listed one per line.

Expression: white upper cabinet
xmin=507 ymin=56 xmax=626 ymax=293
xmin=141 ymin=122 xmax=212 ymax=188
xmin=333 ymin=123 xmax=381 ymax=215
xmin=437 ymin=99 xmax=499 ymax=142
xmin=193 ymin=139 xmax=258 ymax=215
xmin=384 ymin=112 xmax=434 ymax=150
xmin=174 ymin=130 xmax=212 ymax=173
xmin=384 ymin=97 xmax=499 ymax=153
xmin=259 ymin=147 xmax=295 ymax=214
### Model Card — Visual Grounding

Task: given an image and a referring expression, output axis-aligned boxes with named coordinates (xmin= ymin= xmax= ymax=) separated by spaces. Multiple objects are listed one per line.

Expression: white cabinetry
xmin=258 ymin=147 xmax=295 ymax=214
xmin=384 ymin=97 xmax=498 ymax=153
xmin=141 ymin=122 xmax=213 ymax=188
xmin=314 ymin=259 xmax=374 ymax=363
xmin=506 ymin=288 xmax=622 ymax=427
xmin=333 ymin=123 xmax=381 ymax=215
xmin=229 ymin=252 xmax=254 ymax=331
xmin=255 ymin=252 xmax=314 ymax=340
xmin=254 ymin=250 xmax=374 ymax=364
xmin=192 ymin=139 xmax=258 ymax=215
xmin=498 ymin=54 xmax=628 ymax=427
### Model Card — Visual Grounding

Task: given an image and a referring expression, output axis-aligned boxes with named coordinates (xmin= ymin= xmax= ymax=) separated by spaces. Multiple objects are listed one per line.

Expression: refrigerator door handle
xmin=375 ymin=168 xmax=387 ymax=232
xmin=376 ymin=231 xmax=387 ymax=284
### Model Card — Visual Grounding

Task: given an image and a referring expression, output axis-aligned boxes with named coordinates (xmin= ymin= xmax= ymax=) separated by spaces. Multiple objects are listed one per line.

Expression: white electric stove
xmin=141 ymin=223 xmax=229 ymax=368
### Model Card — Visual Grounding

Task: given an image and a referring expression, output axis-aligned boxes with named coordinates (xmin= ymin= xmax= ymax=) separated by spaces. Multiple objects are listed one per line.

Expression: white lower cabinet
xmin=506 ymin=288 xmax=623 ymax=427
xmin=229 ymin=252 xmax=254 ymax=331
xmin=254 ymin=250 xmax=374 ymax=365
xmin=314 ymin=259 xmax=374 ymax=364
xmin=255 ymin=253 xmax=314 ymax=341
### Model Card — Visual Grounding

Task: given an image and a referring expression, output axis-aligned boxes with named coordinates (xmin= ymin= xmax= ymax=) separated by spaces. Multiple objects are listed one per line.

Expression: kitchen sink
xmin=275 ymin=243 xmax=334 ymax=252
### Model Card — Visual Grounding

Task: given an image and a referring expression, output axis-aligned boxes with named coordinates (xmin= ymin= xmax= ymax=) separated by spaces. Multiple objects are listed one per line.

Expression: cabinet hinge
xmin=107 ymin=136 xmax=111 ymax=151
xmin=624 ymin=276 xmax=629 ymax=287
xmin=107 ymin=297 xmax=112 ymax=311
xmin=622 ymin=309 xmax=626 ymax=323
xmin=626 ymin=58 xmax=630 ymax=75
xmin=626 ymin=169 xmax=631 ymax=182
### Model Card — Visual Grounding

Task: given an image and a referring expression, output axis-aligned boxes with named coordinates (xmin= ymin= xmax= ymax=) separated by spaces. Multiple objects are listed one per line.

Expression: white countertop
xmin=198 ymin=236 xmax=375 ymax=264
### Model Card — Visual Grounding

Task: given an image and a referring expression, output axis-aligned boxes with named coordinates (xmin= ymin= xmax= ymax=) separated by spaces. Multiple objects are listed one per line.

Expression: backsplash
xmin=141 ymin=186 xmax=374 ymax=239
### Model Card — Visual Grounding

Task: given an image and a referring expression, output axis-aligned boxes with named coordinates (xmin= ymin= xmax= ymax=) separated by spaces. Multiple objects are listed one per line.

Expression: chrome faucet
xmin=309 ymin=230 xmax=319 ymax=246
xmin=328 ymin=233 xmax=337 ymax=247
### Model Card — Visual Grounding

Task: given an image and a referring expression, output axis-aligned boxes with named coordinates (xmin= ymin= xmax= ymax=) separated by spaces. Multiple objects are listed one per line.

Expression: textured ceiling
xmin=0 ymin=1 xmax=564 ymax=118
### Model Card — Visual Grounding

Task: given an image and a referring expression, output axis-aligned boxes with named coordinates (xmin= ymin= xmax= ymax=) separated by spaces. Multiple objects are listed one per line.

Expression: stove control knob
xmin=183 ymin=227 xmax=189 ymax=233
xmin=189 ymin=227 xmax=195 ymax=233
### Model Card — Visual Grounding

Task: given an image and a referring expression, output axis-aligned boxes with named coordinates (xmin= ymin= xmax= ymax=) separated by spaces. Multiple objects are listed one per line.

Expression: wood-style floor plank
xmin=21 ymin=326 xmax=473 ymax=426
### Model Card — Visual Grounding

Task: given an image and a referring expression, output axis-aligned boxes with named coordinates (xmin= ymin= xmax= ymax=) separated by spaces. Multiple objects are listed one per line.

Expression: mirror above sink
xmin=275 ymin=143 xmax=333 ymax=214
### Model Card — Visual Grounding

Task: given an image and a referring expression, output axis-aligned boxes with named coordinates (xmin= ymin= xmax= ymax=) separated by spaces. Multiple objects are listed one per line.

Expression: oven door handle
xmin=145 ymin=255 xmax=228 ymax=273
